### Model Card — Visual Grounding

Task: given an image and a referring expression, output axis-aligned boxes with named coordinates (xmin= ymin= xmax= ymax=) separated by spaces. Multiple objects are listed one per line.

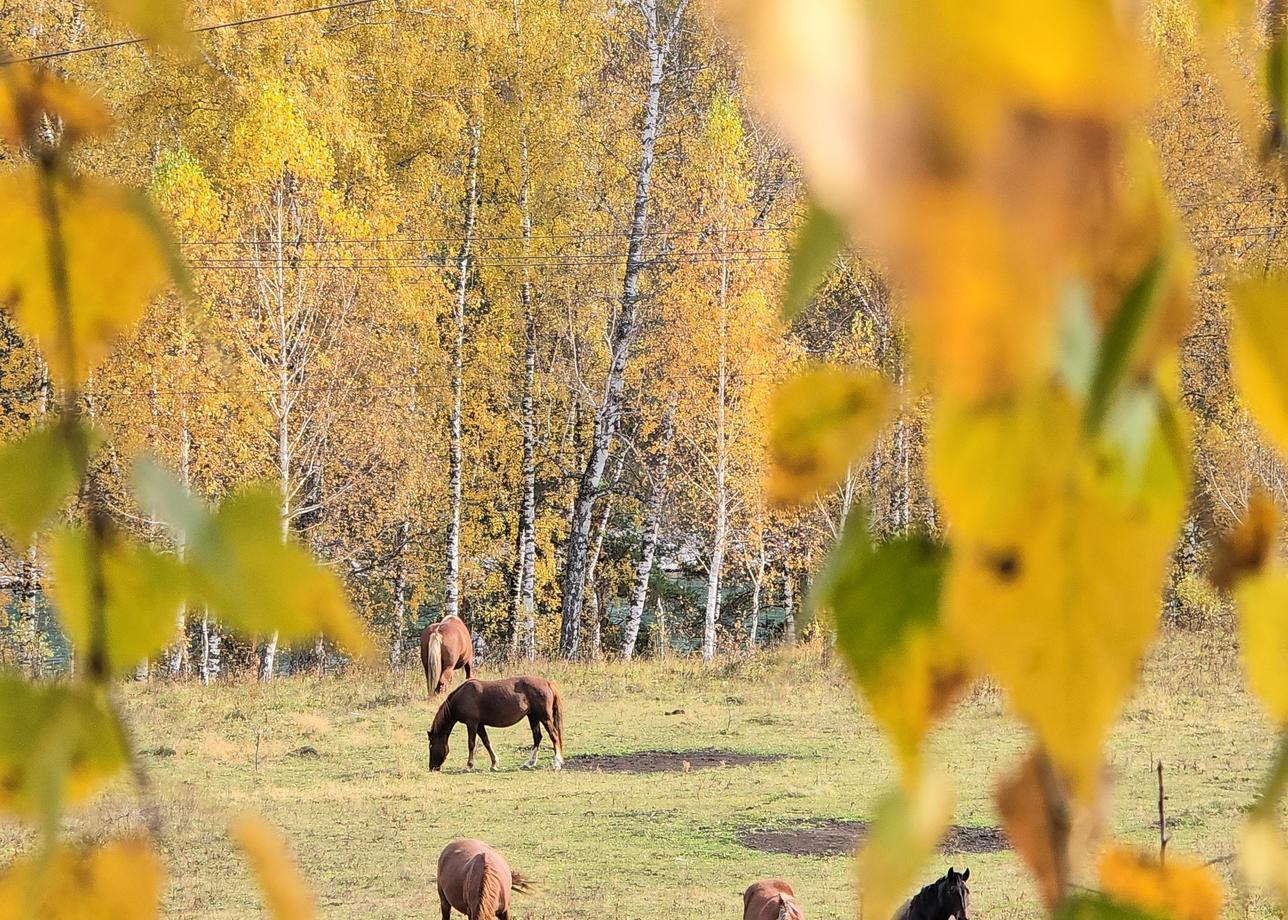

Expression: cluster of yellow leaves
xmin=854 ymin=772 xmax=953 ymax=920
xmin=1098 ymin=846 xmax=1223 ymax=920
xmin=737 ymin=0 xmax=1210 ymax=916
xmin=228 ymin=82 xmax=335 ymax=188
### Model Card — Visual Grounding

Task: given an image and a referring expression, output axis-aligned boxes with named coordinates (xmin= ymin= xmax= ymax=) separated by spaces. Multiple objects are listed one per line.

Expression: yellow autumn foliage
xmin=0 ymin=838 xmax=163 ymax=920
xmin=233 ymin=813 xmax=318 ymax=920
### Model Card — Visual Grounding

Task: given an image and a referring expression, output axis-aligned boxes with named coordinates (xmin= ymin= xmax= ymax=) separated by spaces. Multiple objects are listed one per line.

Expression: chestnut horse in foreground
xmin=420 ymin=614 xmax=473 ymax=697
xmin=893 ymin=867 xmax=970 ymax=920
xmin=436 ymin=838 xmax=534 ymax=920
xmin=428 ymin=676 xmax=565 ymax=771
xmin=744 ymin=879 xmax=804 ymax=920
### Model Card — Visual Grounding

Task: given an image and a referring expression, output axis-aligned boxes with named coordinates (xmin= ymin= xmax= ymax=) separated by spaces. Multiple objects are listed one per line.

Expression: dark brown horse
xmin=893 ymin=867 xmax=970 ymax=920
xmin=428 ymin=676 xmax=564 ymax=772
xmin=744 ymin=879 xmax=805 ymax=920
xmin=436 ymin=838 xmax=534 ymax=920
xmin=420 ymin=614 xmax=473 ymax=698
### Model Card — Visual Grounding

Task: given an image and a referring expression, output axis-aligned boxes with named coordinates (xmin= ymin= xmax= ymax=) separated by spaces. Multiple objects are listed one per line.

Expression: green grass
xmin=0 ymin=631 xmax=1277 ymax=918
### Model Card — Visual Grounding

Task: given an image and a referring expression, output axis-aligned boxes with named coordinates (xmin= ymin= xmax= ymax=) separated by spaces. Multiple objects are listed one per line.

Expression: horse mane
xmin=904 ymin=878 xmax=943 ymax=919
xmin=429 ymin=692 xmax=455 ymax=737
xmin=477 ymin=857 xmax=502 ymax=920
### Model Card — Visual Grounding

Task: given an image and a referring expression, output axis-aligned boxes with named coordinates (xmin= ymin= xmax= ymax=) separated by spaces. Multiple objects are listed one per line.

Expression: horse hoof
xmin=490 ymin=764 xmax=499 ymax=772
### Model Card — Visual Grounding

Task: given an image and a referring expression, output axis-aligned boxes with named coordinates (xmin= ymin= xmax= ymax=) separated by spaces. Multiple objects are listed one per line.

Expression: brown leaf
xmin=1212 ymin=489 xmax=1278 ymax=591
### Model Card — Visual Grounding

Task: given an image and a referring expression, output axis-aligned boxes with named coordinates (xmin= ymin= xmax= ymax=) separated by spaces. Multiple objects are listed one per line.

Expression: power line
xmin=178 ymin=226 xmax=792 ymax=248
xmin=0 ymin=0 xmax=384 ymax=66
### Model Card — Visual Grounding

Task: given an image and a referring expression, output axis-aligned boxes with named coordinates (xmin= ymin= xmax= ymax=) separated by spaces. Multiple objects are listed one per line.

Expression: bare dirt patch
xmin=564 ymin=748 xmax=783 ymax=773
xmin=737 ymin=820 xmax=1008 ymax=858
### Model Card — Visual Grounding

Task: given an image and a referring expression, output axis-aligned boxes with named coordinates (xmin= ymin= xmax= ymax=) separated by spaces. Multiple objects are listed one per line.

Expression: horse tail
xmin=423 ymin=630 xmax=443 ymax=698
xmin=776 ymin=895 xmax=803 ymax=920
xmin=478 ymin=858 xmax=502 ymax=920
xmin=550 ymin=682 xmax=565 ymax=754
xmin=510 ymin=869 xmax=537 ymax=895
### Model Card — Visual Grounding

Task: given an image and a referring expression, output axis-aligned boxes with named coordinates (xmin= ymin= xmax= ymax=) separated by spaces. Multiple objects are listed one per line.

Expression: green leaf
xmin=781 ymin=198 xmax=846 ymax=320
xmin=813 ymin=509 xmax=964 ymax=769
xmin=1057 ymin=279 xmax=1098 ymax=400
xmin=1084 ymin=253 xmax=1165 ymax=436
xmin=48 ymin=528 xmax=187 ymax=677
xmin=0 ymin=423 xmax=96 ymax=548
xmin=136 ymin=467 xmax=373 ymax=660
xmin=132 ymin=456 xmax=209 ymax=541
xmin=0 ymin=679 xmax=128 ymax=828
xmin=1054 ymin=894 xmax=1168 ymax=920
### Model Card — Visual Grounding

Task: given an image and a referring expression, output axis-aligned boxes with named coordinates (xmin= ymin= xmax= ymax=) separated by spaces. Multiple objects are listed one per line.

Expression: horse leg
xmin=466 ymin=724 xmax=478 ymax=771
xmin=477 ymin=726 xmax=499 ymax=771
xmin=541 ymin=717 xmax=563 ymax=771
xmin=522 ymin=715 xmax=541 ymax=769
xmin=463 ymin=656 xmax=474 ymax=680
xmin=437 ymin=666 xmax=454 ymax=696
xmin=438 ymin=885 xmax=451 ymax=920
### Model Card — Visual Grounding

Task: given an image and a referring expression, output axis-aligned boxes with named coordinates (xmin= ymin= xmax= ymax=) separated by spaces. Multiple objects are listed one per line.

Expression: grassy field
xmin=2 ymin=631 xmax=1277 ymax=919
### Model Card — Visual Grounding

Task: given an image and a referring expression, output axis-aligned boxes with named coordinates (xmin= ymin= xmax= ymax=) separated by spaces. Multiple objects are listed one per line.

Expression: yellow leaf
xmin=0 ymin=170 xmax=176 ymax=385
xmin=0 ymin=679 xmax=127 ymax=823
xmin=0 ymin=837 xmax=163 ymax=920
xmin=49 ymin=529 xmax=186 ymax=677
xmin=855 ymin=772 xmax=953 ymax=920
xmin=233 ymin=813 xmax=317 ymax=920
xmin=1231 ymin=277 xmax=1288 ymax=461
xmin=1239 ymin=815 xmax=1288 ymax=909
xmin=0 ymin=67 xmax=112 ymax=148
xmin=1236 ymin=569 xmax=1288 ymax=724
xmin=0 ymin=423 xmax=96 ymax=548
xmin=1098 ymin=845 xmax=1224 ymax=920
xmin=91 ymin=0 xmax=191 ymax=51
xmin=933 ymin=385 xmax=1188 ymax=792
xmin=768 ymin=366 xmax=894 ymax=506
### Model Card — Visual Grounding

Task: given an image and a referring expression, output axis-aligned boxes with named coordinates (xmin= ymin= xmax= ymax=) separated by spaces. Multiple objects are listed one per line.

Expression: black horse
xmin=894 ymin=867 xmax=970 ymax=920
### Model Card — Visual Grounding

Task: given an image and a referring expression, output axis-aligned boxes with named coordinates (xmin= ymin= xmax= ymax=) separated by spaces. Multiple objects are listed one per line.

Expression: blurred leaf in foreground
xmin=1211 ymin=489 xmax=1277 ymax=591
xmin=0 ymin=423 xmax=97 ymax=548
xmin=816 ymin=511 xmax=965 ymax=773
xmin=0 ymin=67 xmax=112 ymax=147
xmin=0 ymin=171 xmax=176 ymax=385
xmin=1054 ymin=893 xmax=1167 ymax=920
xmin=934 ymin=386 xmax=1188 ymax=793
xmin=1236 ymin=568 xmax=1288 ymax=724
xmin=1231 ymin=276 xmax=1288 ymax=460
xmin=48 ymin=528 xmax=186 ymax=677
xmin=768 ymin=366 xmax=893 ymax=506
xmin=1239 ymin=814 xmax=1288 ymax=910
xmin=0 ymin=836 xmax=163 ymax=919
xmin=855 ymin=772 xmax=952 ymax=920
xmin=135 ymin=462 xmax=372 ymax=660
xmin=233 ymin=813 xmax=317 ymax=920
xmin=781 ymin=198 xmax=846 ymax=320
xmin=0 ymin=679 xmax=127 ymax=825
xmin=1098 ymin=844 xmax=1223 ymax=920
xmin=90 ymin=0 xmax=192 ymax=52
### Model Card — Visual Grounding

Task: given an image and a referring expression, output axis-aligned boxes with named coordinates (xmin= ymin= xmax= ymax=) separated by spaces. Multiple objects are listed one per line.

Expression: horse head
xmin=938 ymin=867 xmax=970 ymax=920
xmin=427 ymin=727 xmax=450 ymax=771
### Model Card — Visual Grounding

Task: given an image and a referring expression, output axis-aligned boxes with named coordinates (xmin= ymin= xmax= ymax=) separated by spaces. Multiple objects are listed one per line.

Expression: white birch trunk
xmin=621 ymin=411 xmax=673 ymax=659
xmin=445 ymin=118 xmax=481 ymax=623
xmin=701 ymin=235 xmax=730 ymax=663
xmin=558 ymin=0 xmax=689 ymax=657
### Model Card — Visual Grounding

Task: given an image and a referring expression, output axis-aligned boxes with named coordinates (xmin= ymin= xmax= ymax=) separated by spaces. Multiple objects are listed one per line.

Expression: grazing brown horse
xmin=893 ymin=867 xmax=970 ymax=920
xmin=744 ymin=879 xmax=805 ymax=920
xmin=436 ymin=838 xmax=534 ymax=920
xmin=420 ymin=614 xmax=474 ymax=698
xmin=428 ymin=676 xmax=565 ymax=772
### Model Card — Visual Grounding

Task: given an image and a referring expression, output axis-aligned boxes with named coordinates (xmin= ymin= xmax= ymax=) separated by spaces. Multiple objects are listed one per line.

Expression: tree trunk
xmin=445 ymin=118 xmax=481 ymax=623
xmin=621 ymin=411 xmax=673 ymax=659
xmin=583 ymin=458 xmax=622 ymax=661
xmin=509 ymin=20 xmax=539 ymax=659
xmin=200 ymin=610 xmax=221 ymax=685
xmin=654 ymin=596 xmax=668 ymax=659
xmin=747 ymin=542 xmax=766 ymax=651
xmin=701 ymin=235 xmax=730 ymax=663
xmin=782 ymin=568 xmax=796 ymax=647
xmin=558 ymin=0 xmax=689 ymax=658
xmin=389 ymin=520 xmax=410 ymax=669
xmin=166 ymin=404 xmax=191 ymax=678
